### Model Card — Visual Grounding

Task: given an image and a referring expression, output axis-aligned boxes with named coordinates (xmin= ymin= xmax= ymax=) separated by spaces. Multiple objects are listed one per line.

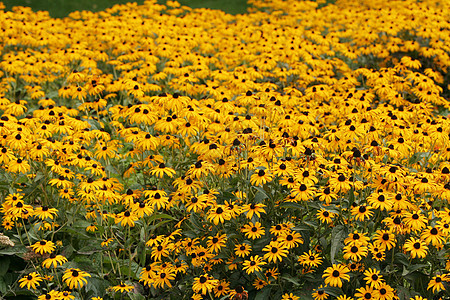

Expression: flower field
xmin=1 ymin=0 xmax=450 ymax=299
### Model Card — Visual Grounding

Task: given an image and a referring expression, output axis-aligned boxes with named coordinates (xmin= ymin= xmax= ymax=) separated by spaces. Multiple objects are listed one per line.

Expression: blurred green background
xmin=0 ymin=0 xmax=249 ymax=17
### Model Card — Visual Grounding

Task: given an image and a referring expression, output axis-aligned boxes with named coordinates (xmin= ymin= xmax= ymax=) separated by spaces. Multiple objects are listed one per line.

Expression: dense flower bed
xmin=1 ymin=0 xmax=450 ymax=299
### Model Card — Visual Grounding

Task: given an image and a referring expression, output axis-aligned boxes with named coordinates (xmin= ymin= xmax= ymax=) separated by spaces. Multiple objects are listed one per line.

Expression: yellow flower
xmin=30 ymin=240 xmax=55 ymax=255
xmin=19 ymin=272 xmax=43 ymax=290
xmin=112 ymin=282 xmax=134 ymax=293
xmin=62 ymin=268 xmax=91 ymax=289
xmin=42 ymin=253 xmax=68 ymax=268
xmin=192 ymin=274 xmax=218 ymax=295
xmin=322 ymin=264 xmax=350 ymax=288
xmin=242 ymin=255 xmax=266 ymax=274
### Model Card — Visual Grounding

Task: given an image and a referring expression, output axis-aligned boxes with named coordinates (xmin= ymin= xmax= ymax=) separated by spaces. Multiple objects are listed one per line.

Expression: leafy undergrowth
xmin=1 ymin=0 xmax=450 ymax=299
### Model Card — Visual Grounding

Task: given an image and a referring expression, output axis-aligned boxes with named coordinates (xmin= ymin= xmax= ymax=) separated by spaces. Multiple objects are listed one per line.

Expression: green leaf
xmin=253 ymin=189 xmax=269 ymax=203
xmin=147 ymin=213 xmax=175 ymax=223
xmin=255 ymin=286 xmax=271 ymax=300
xmin=394 ymin=253 xmax=409 ymax=266
xmin=0 ymin=276 xmax=6 ymax=294
xmin=0 ymin=244 xmax=27 ymax=255
xmin=402 ymin=264 xmax=428 ymax=276
xmin=0 ymin=256 xmax=10 ymax=276
xmin=281 ymin=275 xmax=301 ymax=286
xmin=119 ymin=261 xmax=140 ymax=280
xmin=320 ymin=286 xmax=343 ymax=297
xmin=324 ymin=205 xmax=340 ymax=215
xmin=279 ymin=201 xmax=303 ymax=210
xmin=149 ymin=219 xmax=173 ymax=231
xmin=330 ymin=225 xmax=347 ymax=264
xmin=137 ymin=241 xmax=146 ymax=265
xmin=129 ymin=293 xmax=146 ymax=300
xmin=76 ymin=244 xmax=102 ymax=255
xmin=293 ymin=224 xmax=312 ymax=231
xmin=85 ymin=276 xmax=110 ymax=298
xmin=396 ymin=286 xmax=413 ymax=300
xmin=408 ymin=152 xmax=427 ymax=165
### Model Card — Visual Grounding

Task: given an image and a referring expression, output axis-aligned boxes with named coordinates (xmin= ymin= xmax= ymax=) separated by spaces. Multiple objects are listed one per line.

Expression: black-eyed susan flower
xmin=427 ymin=274 xmax=448 ymax=293
xmin=265 ymin=267 xmax=279 ymax=281
xmin=263 ymin=241 xmax=289 ymax=263
xmin=153 ymin=270 xmax=176 ymax=288
xmin=19 ymin=272 xmax=43 ymax=290
xmin=316 ymin=209 xmax=335 ymax=224
xmin=363 ymin=268 xmax=384 ymax=289
xmin=403 ymin=210 xmax=428 ymax=232
xmin=192 ymin=274 xmax=218 ymax=295
xmin=355 ymin=286 xmax=374 ymax=300
xmin=241 ymin=222 xmax=265 ymax=240
xmin=42 ymin=253 xmax=68 ymax=268
xmin=351 ymin=205 xmax=373 ymax=222
xmin=343 ymin=243 xmax=368 ymax=262
xmin=298 ymin=250 xmax=323 ymax=268
xmin=234 ymin=243 xmax=251 ymax=258
xmin=253 ymin=277 xmax=268 ymax=290
xmin=250 ymin=168 xmax=273 ymax=186
xmin=279 ymin=231 xmax=303 ymax=249
xmin=37 ymin=290 xmax=60 ymax=300
xmin=317 ymin=186 xmax=338 ymax=205
xmin=373 ymin=283 xmax=395 ymax=300
xmin=328 ymin=173 xmax=352 ymax=193
xmin=282 ymin=293 xmax=300 ymax=300
xmin=344 ymin=231 xmax=370 ymax=247
xmin=206 ymin=233 xmax=227 ymax=253
xmin=373 ymin=230 xmax=396 ymax=251
xmin=62 ymin=268 xmax=91 ymax=289
xmin=207 ymin=205 xmax=231 ymax=225
xmin=421 ymin=226 xmax=445 ymax=248
xmin=58 ymin=290 xmax=75 ymax=300
xmin=34 ymin=206 xmax=58 ymax=220
xmin=369 ymin=243 xmax=386 ymax=262
xmin=404 ymin=237 xmax=428 ymax=259
xmin=292 ymin=183 xmax=316 ymax=201
xmin=112 ymin=282 xmax=134 ymax=293
xmin=149 ymin=162 xmax=176 ymax=178
xmin=242 ymin=202 xmax=266 ymax=219
xmin=312 ymin=285 xmax=329 ymax=300
xmin=322 ymin=264 xmax=350 ymax=288
xmin=213 ymin=280 xmax=230 ymax=298
xmin=151 ymin=240 xmax=171 ymax=261
xmin=367 ymin=191 xmax=393 ymax=211
xmin=30 ymin=240 xmax=55 ymax=255
xmin=114 ymin=210 xmax=138 ymax=227
xmin=242 ymin=255 xmax=266 ymax=274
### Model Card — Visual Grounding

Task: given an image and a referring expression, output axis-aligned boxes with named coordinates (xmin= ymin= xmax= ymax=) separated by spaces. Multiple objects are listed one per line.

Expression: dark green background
xmin=1 ymin=0 xmax=249 ymax=17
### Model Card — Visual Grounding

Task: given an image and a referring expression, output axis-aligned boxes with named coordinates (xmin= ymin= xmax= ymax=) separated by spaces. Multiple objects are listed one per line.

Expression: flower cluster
xmin=1 ymin=0 xmax=450 ymax=299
